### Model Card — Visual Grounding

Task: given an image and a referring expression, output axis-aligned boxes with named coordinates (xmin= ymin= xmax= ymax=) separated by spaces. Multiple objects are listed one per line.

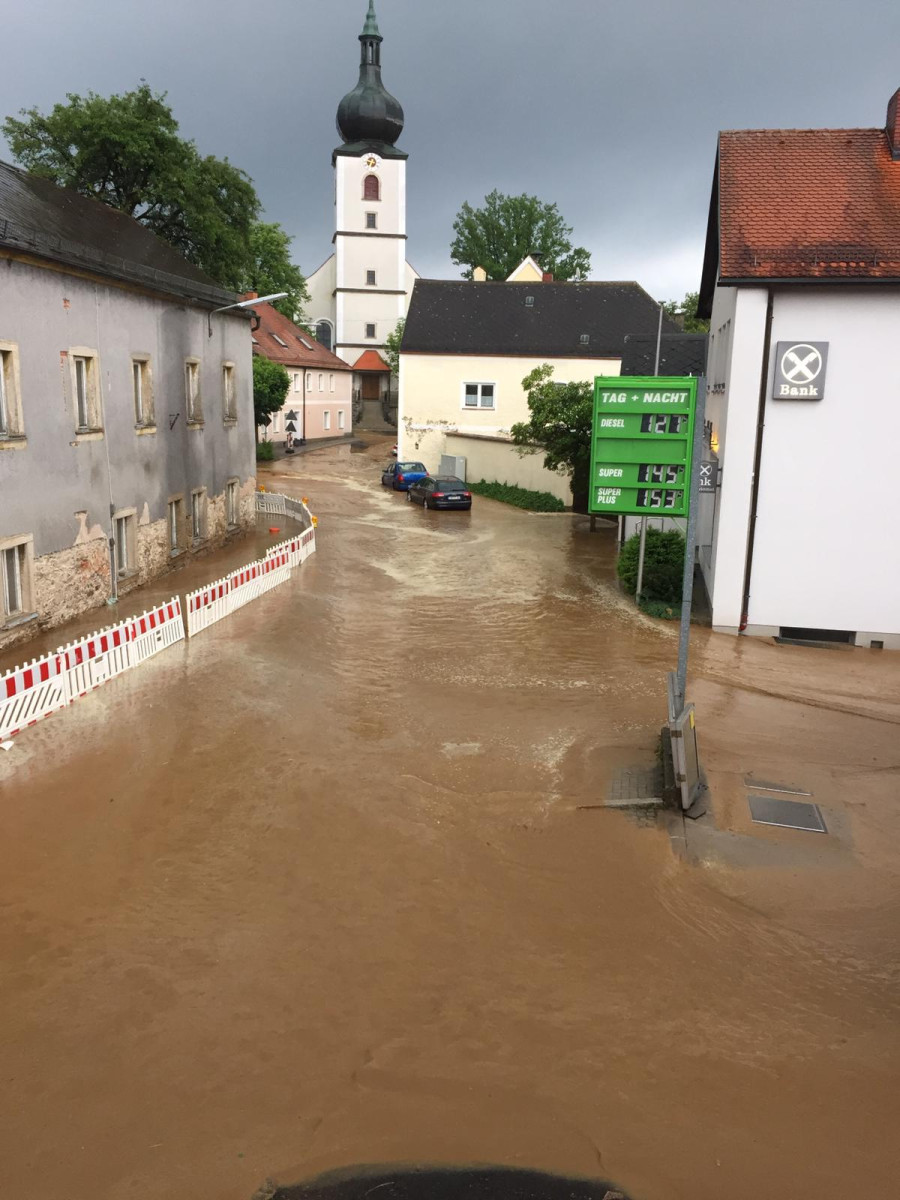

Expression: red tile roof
xmin=250 ymin=303 xmax=351 ymax=371
xmin=716 ymin=126 xmax=900 ymax=281
xmin=353 ymin=349 xmax=390 ymax=372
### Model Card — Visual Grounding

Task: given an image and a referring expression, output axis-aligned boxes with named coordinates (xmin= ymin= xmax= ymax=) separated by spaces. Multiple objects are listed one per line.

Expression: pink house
xmin=250 ymin=300 xmax=354 ymax=443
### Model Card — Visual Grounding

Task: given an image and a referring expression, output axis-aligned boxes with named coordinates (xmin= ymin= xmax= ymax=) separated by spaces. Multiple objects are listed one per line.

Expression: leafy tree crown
xmin=451 ymin=190 xmax=591 ymax=282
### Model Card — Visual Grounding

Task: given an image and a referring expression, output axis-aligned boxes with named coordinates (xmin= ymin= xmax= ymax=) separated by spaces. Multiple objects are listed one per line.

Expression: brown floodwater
xmin=1 ymin=435 xmax=899 ymax=1200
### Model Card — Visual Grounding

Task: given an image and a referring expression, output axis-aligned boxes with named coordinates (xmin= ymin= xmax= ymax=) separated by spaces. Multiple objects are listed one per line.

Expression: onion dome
xmin=336 ymin=1 xmax=405 ymax=149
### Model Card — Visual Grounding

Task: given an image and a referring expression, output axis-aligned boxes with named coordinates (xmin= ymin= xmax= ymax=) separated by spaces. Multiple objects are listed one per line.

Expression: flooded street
xmin=2 ymin=436 xmax=899 ymax=1200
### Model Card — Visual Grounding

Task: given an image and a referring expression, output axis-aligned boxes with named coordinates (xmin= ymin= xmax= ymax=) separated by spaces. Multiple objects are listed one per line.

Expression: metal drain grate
xmin=748 ymin=794 xmax=827 ymax=833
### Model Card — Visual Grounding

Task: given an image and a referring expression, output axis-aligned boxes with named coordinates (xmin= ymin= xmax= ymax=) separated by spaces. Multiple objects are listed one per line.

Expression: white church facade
xmin=306 ymin=1 xmax=417 ymax=425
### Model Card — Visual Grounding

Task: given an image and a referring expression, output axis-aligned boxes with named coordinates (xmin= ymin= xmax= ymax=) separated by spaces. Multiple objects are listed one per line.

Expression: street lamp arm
xmin=207 ymin=292 xmax=289 ymax=337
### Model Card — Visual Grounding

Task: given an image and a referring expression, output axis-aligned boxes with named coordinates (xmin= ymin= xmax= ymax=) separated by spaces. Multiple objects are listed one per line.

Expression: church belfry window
xmin=364 ymin=174 xmax=380 ymax=202
xmin=316 ymin=321 xmax=333 ymax=352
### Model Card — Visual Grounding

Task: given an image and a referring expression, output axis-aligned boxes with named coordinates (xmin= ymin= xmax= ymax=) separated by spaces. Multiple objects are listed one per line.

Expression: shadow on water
xmin=259 ymin=1165 xmax=630 ymax=1200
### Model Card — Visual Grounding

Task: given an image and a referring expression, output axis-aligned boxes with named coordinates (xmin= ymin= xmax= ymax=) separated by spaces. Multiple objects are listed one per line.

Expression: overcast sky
xmin=4 ymin=0 xmax=900 ymax=301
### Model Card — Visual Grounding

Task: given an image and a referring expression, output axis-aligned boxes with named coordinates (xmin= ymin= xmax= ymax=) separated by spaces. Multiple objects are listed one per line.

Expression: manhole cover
xmin=748 ymin=794 xmax=827 ymax=833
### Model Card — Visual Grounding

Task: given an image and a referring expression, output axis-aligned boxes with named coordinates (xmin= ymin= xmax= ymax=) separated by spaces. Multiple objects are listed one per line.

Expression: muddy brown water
xmin=1 ymin=436 xmax=899 ymax=1200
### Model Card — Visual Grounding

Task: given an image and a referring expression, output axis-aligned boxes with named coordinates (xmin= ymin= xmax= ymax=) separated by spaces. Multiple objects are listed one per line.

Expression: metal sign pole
xmin=635 ymin=516 xmax=648 ymax=601
xmin=675 ymin=376 xmax=706 ymax=712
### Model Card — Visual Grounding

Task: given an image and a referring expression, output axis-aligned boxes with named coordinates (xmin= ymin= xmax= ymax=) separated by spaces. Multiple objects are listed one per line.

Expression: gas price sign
xmin=589 ymin=376 xmax=698 ymax=517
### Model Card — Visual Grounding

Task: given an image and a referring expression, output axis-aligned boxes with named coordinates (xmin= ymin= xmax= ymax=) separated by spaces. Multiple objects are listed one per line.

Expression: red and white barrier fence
xmin=0 ymin=496 xmax=315 ymax=743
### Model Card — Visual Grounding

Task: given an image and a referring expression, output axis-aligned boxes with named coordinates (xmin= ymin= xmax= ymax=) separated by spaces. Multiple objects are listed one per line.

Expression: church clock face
xmin=364 ymin=154 xmax=380 ymax=169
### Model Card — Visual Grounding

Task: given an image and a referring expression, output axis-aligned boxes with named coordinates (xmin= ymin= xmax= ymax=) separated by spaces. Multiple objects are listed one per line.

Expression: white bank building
xmin=696 ymin=87 xmax=900 ymax=649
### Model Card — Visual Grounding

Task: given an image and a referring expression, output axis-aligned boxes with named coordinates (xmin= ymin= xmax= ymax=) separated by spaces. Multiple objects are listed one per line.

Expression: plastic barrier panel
xmin=0 ymin=652 xmax=69 ymax=740
xmin=130 ymin=598 xmax=185 ymax=662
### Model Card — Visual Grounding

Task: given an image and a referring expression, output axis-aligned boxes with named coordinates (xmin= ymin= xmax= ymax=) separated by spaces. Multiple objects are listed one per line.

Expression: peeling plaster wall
xmin=0 ymin=255 xmax=258 ymax=653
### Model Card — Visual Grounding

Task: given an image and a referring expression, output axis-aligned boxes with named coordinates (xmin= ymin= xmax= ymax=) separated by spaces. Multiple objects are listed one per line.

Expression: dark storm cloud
xmin=4 ymin=0 xmax=900 ymax=299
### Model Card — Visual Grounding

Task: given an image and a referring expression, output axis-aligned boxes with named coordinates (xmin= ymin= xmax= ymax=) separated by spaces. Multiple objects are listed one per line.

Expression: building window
xmin=191 ymin=489 xmax=207 ymax=543
xmin=0 ymin=342 xmax=24 ymax=440
xmin=366 ymin=270 xmax=377 ymax=286
xmin=226 ymin=480 xmax=239 ymax=528
xmin=168 ymin=498 xmax=184 ymax=555
xmin=579 ymin=334 xmax=590 ymax=346
xmin=318 ymin=373 xmax=324 ymax=391
xmin=329 ymin=374 xmax=335 ymax=392
xmin=71 ymin=350 xmax=101 ymax=432
xmin=366 ymin=212 xmax=377 ymax=230
xmin=293 ymin=372 xmax=301 ymax=393
xmin=306 ymin=372 xmax=313 ymax=391
xmin=223 ymin=362 xmax=237 ymax=422
xmin=113 ymin=510 xmax=137 ymax=578
xmin=525 ymin=296 xmax=535 ymax=307
xmin=463 ymin=383 xmax=495 ymax=410
xmin=363 ymin=174 xmax=380 ymax=201
xmin=185 ymin=359 xmax=202 ymax=423
xmin=1 ymin=537 xmax=32 ymax=622
xmin=323 ymin=410 xmax=331 ymax=431
xmin=271 ymin=333 xmax=288 ymax=348
xmin=315 ymin=321 xmax=333 ymax=352
xmin=366 ymin=323 xmax=376 ymax=339
xmin=271 ymin=411 xmax=281 ymax=434
xmin=132 ymin=356 xmax=154 ymax=427
xmin=338 ymin=409 xmax=345 ymax=431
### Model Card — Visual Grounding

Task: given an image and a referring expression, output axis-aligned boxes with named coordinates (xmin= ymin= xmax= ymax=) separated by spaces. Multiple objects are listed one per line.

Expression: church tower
xmin=306 ymin=1 xmax=417 ymax=420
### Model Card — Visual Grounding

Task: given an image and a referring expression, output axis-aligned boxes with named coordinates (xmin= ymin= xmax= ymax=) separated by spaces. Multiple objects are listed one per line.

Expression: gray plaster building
xmin=0 ymin=161 xmax=256 ymax=653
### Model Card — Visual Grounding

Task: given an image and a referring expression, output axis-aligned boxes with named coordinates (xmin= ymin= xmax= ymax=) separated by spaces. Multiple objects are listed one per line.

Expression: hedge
xmin=467 ymin=479 xmax=566 ymax=512
xmin=617 ymin=527 xmax=685 ymax=604
xmin=256 ymin=440 xmax=275 ymax=462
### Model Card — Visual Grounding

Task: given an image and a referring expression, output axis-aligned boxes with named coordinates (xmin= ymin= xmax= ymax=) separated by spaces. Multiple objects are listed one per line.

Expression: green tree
xmin=242 ymin=221 xmax=309 ymax=321
xmin=2 ymin=83 xmax=260 ymax=289
xmin=509 ymin=364 xmax=593 ymax=510
xmin=383 ymin=318 xmax=405 ymax=376
xmin=661 ymin=291 xmax=709 ymax=333
xmin=451 ymin=190 xmax=591 ymax=281
xmin=252 ymin=355 xmax=290 ymax=439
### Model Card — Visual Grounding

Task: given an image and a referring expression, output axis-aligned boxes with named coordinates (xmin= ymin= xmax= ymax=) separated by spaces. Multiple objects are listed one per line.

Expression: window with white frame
xmin=293 ymin=372 xmax=301 ymax=393
xmin=71 ymin=350 xmax=101 ymax=432
xmin=318 ymin=373 xmax=324 ymax=391
xmin=329 ymin=373 xmax=335 ymax=392
xmin=168 ymin=497 xmax=184 ymax=554
xmin=306 ymin=372 xmax=313 ymax=391
xmin=114 ymin=510 xmax=137 ymax=577
xmin=365 ymin=323 xmax=376 ymax=339
xmin=366 ymin=212 xmax=377 ymax=230
xmin=463 ymin=383 xmax=495 ymax=410
xmin=323 ymin=410 xmax=331 ymax=431
xmin=185 ymin=359 xmax=202 ymax=423
xmin=0 ymin=341 xmax=24 ymax=439
xmin=271 ymin=411 xmax=281 ymax=433
xmin=366 ymin=270 xmax=376 ymax=286
xmin=338 ymin=409 xmax=345 ymax=431
xmin=132 ymin=356 xmax=153 ymax=427
xmin=226 ymin=479 xmax=239 ymax=528
xmin=1 ymin=536 xmax=32 ymax=621
xmin=222 ymin=362 xmax=236 ymax=422
xmin=191 ymin=488 xmax=207 ymax=542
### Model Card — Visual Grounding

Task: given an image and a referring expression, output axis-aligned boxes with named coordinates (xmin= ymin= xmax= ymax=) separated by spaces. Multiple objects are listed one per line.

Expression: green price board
xmin=589 ymin=376 xmax=698 ymax=517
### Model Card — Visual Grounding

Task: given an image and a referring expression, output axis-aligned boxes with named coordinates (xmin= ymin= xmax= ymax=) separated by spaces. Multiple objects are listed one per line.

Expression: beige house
xmin=399 ymin=271 xmax=677 ymax=503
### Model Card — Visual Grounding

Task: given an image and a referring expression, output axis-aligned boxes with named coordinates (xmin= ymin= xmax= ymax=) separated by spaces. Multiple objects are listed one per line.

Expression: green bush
xmin=467 ymin=479 xmax=566 ymax=512
xmin=256 ymin=440 xmax=275 ymax=462
xmin=617 ymin=527 xmax=685 ymax=604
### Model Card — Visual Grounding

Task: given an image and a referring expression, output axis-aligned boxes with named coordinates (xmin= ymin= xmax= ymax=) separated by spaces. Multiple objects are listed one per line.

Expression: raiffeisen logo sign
xmin=773 ymin=341 xmax=829 ymax=400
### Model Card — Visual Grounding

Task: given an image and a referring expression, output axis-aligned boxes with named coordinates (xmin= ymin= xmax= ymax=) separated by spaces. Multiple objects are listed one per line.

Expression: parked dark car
xmin=382 ymin=460 xmax=428 ymax=491
xmin=407 ymin=476 xmax=472 ymax=510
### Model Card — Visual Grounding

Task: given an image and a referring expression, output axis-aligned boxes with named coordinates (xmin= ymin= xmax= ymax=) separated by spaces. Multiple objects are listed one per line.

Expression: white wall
xmin=746 ymin=287 xmax=900 ymax=641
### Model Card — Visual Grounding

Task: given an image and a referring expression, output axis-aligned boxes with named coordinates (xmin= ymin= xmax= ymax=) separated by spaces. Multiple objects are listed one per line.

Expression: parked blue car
xmin=382 ymin=460 xmax=428 ymax=491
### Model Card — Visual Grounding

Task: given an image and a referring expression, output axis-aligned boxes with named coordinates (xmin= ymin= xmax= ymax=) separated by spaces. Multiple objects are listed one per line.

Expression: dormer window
xmin=525 ymin=296 xmax=535 ymax=307
xmin=580 ymin=334 xmax=590 ymax=346
xmin=271 ymin=333 xmax=288 ymax=348
xmin=364 ymin=174 xmax=380 ymax=201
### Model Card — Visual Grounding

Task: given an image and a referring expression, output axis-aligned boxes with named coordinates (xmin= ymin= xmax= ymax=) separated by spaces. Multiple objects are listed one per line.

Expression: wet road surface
xmin=2 ymin=436 xmax=899 ymax=1200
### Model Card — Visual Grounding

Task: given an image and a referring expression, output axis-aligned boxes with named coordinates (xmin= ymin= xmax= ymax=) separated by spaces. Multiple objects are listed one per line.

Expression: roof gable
xmin=252 ymin=304 xmax=352 ymax=370
xmin=402 ymin=280 xmax=677 ymax=359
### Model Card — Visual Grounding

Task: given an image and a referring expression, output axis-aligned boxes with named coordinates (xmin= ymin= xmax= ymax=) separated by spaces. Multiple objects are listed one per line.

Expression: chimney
xmin=473 ymin=266 xmax=487 ymax=282
xmin=241 ymin=291 xmax=258 ymax=301
xmin=888 ymin=88 xmax=900 ymax=160
xmin=542 ymin=272 xmax=554 ymax=283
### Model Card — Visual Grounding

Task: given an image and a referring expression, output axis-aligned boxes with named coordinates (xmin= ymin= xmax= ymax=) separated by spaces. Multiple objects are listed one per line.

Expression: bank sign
xmin=589 ymin=376 xmax=698 ymax=517
xmin=773 ymin=342 xmax=828 ymax=400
